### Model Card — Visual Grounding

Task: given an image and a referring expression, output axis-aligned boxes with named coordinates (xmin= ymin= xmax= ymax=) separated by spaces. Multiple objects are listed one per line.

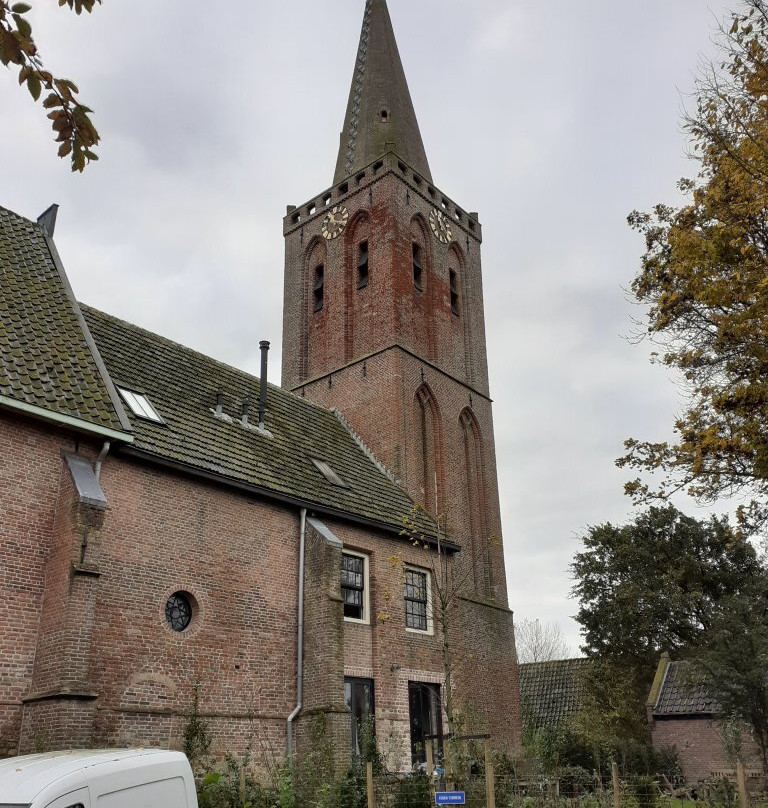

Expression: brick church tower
xmin=282 ymin=0 xmax=520 ymax=744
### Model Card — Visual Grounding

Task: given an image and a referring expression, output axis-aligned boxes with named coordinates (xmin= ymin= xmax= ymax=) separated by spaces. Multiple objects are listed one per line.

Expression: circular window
xmin=165 ymin=591 xmax=193 ymax=632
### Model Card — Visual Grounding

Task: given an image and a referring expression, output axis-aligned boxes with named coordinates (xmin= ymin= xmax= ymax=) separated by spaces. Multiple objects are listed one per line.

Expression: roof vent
xmin=311 ymin=458 xmax=347 ymax=488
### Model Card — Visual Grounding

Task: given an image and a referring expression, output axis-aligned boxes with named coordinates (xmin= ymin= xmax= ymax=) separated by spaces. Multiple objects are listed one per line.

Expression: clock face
xmin=321 ymin=205 xmax=349 ymax=240
xmin=429 ymin=208 xmax=453 ymax=244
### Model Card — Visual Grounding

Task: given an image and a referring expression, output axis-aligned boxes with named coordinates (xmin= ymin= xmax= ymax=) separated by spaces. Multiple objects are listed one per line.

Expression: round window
xmin=165 ymin=591 xmax=193 ymax=632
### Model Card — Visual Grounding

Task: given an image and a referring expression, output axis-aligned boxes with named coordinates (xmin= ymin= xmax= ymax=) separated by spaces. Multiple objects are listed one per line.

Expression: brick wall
xmin=651 ymin=716 xmax=762 ymax=784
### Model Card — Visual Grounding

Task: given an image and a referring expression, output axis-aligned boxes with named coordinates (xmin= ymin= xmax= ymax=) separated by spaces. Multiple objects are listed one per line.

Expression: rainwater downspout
xmin=94 ymin=441 xmax=111 ymax=481
xmin=286 ymin=507 xmax=307 ymax=757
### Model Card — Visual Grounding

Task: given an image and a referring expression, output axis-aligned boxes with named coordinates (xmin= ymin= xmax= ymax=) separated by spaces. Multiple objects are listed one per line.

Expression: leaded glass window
xmin=405 ymin=569 xmax=428 ymax=632
xmin=165 ymin=592 xmax=192 ymax=632
xmin=341 ymin=553 xmax=366 ymax=621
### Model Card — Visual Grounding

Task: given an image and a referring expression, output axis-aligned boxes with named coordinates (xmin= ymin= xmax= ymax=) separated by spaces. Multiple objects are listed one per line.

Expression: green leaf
xmin=13 ymin=13 xmax=31 ymax=39
xmin=26 ymin=70 xmax=40 ymax=100
xmin=11 ymin=2 xmax=31 ymax=12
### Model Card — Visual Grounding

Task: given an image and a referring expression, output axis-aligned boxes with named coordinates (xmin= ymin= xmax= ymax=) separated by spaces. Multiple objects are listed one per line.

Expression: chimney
xmin=215 ymin=388 xmax=224 ymax=416
xmin=37 ymin=204 xmax=59 ymax=237
xmin=258 ymin=341 xmax=270 ymax=431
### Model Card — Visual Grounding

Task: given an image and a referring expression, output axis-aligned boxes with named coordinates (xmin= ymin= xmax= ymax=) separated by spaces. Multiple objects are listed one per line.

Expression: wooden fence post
xmin=485 ymin=739 xmax=496 ymax=808
xmin=737 ymin=760 xmax=749 ymax=808
xmin=612 ymin=761 xmax=621 ymax=808
xmin=367 ymin=761 xmax=375 ymax=808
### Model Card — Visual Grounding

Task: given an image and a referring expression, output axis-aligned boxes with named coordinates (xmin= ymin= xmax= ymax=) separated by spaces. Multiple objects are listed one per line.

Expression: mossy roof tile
xmin=0 ymin=206 xmax=124 ymax=432
xmin=519 ymin=658 xmax=592 ymax=731
xmin=81 ymin=305 xmax=434 ymax=536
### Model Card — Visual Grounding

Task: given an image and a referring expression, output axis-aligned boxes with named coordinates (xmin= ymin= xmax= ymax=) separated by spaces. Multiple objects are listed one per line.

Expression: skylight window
xmin=117 ymin=387 xmax=164 ymax=423
xmin=311 ymin=458 xmax=347 ymax=488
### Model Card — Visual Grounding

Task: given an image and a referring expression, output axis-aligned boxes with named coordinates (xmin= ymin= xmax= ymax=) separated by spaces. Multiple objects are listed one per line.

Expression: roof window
xmin=311 ymin=458 xmax=347 ymax=487
xmin=117 ymin=387 xmax=164 ymax=423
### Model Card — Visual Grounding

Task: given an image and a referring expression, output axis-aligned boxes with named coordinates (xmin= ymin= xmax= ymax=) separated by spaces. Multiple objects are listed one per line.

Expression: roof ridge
xmin=0 ymin=204 xmax=43 ymax=231
xmin=79 ymin=303 xmax=286 ymax=393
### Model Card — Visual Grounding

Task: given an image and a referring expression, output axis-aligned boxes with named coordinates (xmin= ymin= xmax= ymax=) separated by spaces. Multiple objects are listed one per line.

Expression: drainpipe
xmin=94 ymin=441 xmax=111 ymax=481
xmin=286 ymin=507 xmax=307 ymax=757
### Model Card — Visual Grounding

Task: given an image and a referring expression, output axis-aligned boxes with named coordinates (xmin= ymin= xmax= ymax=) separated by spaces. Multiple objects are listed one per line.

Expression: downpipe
xmin=286 ymin=507 xmax=307 ymax=757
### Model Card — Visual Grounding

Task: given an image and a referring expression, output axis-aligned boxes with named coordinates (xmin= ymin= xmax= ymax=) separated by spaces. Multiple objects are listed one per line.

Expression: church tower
xmin=281 ymin=0 xmax=508 ymax=607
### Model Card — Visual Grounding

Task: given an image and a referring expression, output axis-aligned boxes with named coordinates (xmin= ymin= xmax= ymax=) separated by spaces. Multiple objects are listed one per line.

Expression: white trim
xmin=342 ymin=549 xmax=370 ymax=625
xmin=404 ymin=565 xmax=434 ymax=636
xmin=0 ymin=395 xmax=133 ymax=443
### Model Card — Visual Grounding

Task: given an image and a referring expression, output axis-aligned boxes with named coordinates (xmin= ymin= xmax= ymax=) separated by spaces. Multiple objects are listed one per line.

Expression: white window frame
xmin=341 ymin=549 xmax=370 ymax=625
xmin=404 ymin=565 xmax=433 ymax=636
xmin=117 ymin=386 xmax=164 ymax=423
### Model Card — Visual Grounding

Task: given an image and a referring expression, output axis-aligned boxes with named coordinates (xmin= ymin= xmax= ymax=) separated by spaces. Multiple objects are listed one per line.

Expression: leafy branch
xmin=0 ymin=0 xmax=100 ymax=171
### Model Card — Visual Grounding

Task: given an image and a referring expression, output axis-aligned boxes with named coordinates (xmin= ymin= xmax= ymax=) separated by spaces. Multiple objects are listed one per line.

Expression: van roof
xmin=0 ymin=749 xmax=185 ymax=803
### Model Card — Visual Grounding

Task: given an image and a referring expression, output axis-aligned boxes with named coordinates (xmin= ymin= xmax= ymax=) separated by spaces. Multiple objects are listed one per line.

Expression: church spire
xmin=333 ymin=0 xmax=432 ymax=185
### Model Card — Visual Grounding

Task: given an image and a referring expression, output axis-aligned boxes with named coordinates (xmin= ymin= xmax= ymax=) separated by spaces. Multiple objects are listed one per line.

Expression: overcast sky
xmin=1 ymin=0 xmax=736 ymax=653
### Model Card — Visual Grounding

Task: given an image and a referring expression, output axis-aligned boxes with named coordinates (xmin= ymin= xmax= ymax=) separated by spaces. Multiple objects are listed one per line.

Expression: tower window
xmin=449 ymin=269 xmax=459 ymax=316
xmin=412 ymin=243 xmax=423 ymax=291
xmin=357 ymin=241 xmax=369 ymax=289
xmin=380 ymin=108 xmax=389 ymax=122
xmin=313 ymin=264 xmax=324 ymax=312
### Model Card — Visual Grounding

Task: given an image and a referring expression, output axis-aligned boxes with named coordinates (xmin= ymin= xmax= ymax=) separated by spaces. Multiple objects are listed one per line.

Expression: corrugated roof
xmin=519 ymin=658 xmax=592 ymax=730
xmin=653 ymin=660 xmax=719 ymax=717
xmin=81 ymin=305 xmax=436 ymax=537
xmin=0 ymin=206 xmax=127 ymax=434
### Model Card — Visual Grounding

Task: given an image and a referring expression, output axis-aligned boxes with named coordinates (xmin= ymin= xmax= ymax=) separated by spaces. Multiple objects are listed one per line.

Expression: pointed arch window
xmin=357 ymin=240 xmax=369 ymax=289
xmin=415 ymin=385 xmax=442 ymax=514
xmin=449 ymin=269 xmax=459 ymax=316
xmin=313 ymin=264 xmax=325 ymax=312
xmin=460 ymin=408 xmax=490 ymax=594
xmin=412 ymin=243 xmax=423 ymax=291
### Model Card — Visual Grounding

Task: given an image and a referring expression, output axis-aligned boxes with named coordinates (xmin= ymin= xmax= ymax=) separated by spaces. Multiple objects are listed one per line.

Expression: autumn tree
xmin=619 ymin=1 xmax=768 ymax=531
xmin=618 ymin=0 xmax=768 ymax=529
xmin=515 ymin=618 xmax=571 ymax=664
xmin=0 ymin=0 xmax=100 ymax=170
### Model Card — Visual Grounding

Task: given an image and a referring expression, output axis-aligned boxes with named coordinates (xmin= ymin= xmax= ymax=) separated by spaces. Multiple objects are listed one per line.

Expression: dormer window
xmin=412 ymin=243 xmax=423 ymax=291
xmin=313 ymin=264 xmax=325 ymax=312
xmin=117 ymin=387 xmax=163 ymax=423
xmin=357 ymin=241 xmax=369 ymax=289
xmin=449 ymin=269 xmax=459 ymax=316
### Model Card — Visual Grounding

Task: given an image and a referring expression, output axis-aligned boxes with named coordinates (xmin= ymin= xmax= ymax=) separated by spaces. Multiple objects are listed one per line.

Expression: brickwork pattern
xmin=651 ymin=717 xmax=762 ymax=784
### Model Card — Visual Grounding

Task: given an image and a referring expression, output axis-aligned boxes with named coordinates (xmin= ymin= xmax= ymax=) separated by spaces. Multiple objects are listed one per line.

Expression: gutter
xmin=286 ymin=508 xmax=307 ymax=757
xmin=0 ymin=396 xmax=133 ymax=444
xmin=118 ymin=445 xmax=459 ymax=552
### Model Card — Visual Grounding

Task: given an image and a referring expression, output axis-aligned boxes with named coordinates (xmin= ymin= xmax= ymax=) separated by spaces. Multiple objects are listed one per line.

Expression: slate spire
xmin=333 ymin=0 xmax=432 ymax=185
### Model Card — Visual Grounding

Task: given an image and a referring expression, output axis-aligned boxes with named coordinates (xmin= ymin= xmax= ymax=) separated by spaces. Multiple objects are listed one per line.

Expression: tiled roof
xmin=81 ymin=305 xmax=436 ymax=538
xmin=0 ymin=206 xmax=127 ymax=434
xmin=519 ymin=658 xmax=592 ymax=730
xmin=653 ymin=660 xmax=719 ymax=717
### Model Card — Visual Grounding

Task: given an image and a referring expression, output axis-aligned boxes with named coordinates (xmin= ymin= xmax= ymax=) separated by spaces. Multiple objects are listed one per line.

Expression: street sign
xmin=435 ymin=792 xmax=465 ymax=805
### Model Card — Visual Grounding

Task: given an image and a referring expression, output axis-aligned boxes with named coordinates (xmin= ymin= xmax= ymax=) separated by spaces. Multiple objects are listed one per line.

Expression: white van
xmin=0 ymin=749 xmax=198 ymax=808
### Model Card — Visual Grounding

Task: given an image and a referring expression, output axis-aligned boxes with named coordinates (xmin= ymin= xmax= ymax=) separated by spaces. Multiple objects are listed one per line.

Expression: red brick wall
xmin=0 ymin=412 xmax=91 ymax=756
xmin=651 ymin=716 xmax=762 ymax=784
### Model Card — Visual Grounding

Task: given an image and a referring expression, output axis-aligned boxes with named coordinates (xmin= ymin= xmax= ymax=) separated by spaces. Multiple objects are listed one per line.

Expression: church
xmin=0 ymin=0 xmax=521 ymax=769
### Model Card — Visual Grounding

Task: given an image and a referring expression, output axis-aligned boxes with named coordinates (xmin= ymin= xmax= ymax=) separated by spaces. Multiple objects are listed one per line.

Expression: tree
xmin=572 ymin=505 xmax=759 ymax=670
xmin=571 ymin=506 xmax=762 ymax=765
xmin=515 ymin=618 xmax=570 ymax=664
xmin=692 ymin=570 xmax=768 ymax=782
xmin=619 ymin=0 xmax=768 ymax=532
xmin=0 ymin=0 xmax=100 ymax=171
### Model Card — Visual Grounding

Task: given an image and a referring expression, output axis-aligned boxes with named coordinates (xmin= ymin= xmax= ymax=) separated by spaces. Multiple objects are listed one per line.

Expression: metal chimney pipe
xmin=258 ymin=341 xmax=270 ymax=430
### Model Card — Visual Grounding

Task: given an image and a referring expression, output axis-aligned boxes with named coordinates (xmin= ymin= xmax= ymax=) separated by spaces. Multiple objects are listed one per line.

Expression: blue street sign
xmin=435 ymin=792 xmax=465 ymax=805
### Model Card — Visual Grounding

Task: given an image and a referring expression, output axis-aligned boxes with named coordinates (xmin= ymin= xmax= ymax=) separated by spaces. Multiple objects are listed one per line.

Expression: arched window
xmin=449 ymin=269 xmax=459 ymax=316
xmin=412 ymin=243 xmax=423 ymax=290
xmin=313 ymin=264 xmax=325 ymax=312
xmin=460 ymin=408 xmax=490 ymax=593
xmin=415 ymin=385 xmax=443 ymax=514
